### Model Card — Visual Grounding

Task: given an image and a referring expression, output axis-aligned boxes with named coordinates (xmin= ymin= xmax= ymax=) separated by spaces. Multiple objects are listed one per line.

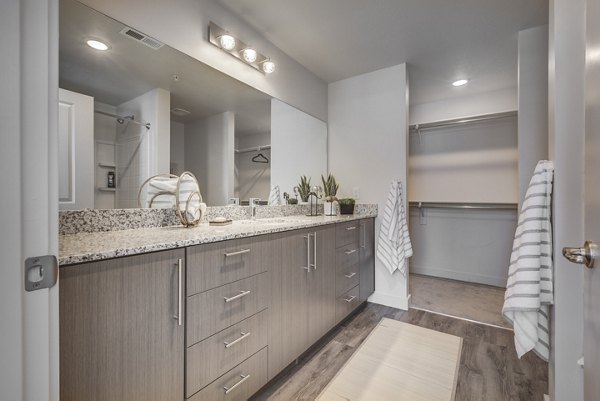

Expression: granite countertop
xmin=59 ymin=213 xmax=377 ymax=266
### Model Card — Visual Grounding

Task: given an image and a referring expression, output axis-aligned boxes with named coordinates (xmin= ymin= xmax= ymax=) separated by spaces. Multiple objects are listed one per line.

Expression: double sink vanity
xmin=59 ymin=208 xmax=377 ymax=401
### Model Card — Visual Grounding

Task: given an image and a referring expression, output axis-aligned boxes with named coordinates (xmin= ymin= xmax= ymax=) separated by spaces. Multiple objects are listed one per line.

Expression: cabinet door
xmin=308 ymin=226 xmax=336 ymax=343
xmin=279 ymin=230 xmax=311 ymax=366
xmin=359 ymin=218 xmax=376 ymax=302
xmin=60 ymin=249 xmax=185 ymax=401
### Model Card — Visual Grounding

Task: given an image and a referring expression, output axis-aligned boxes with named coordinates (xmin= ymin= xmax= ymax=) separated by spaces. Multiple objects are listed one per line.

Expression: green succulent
xmin=297 ymin=176 xmax=311 ymax=202
xmin=321 ymin=174 xmax=339 ymax=202
xmin=287 ymin=198 xmax=298 ymax=205
xmin=338 ymin=198 xmax=355 ymax=206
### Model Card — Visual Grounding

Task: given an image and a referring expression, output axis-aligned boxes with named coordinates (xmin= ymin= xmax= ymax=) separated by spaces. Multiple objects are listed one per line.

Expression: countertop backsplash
xmin=59 ymin=204 xmax=378 ymax=235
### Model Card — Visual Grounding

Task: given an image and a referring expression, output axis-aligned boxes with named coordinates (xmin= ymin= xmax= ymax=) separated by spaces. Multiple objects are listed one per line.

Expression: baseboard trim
xmin=410 ymin=265 xmax=507 ymax=287
xmin=368 ymin=291 xmax=410 ymax=310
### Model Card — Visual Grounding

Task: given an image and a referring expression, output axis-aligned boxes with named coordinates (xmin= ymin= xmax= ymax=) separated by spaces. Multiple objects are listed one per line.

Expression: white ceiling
xmin=60 ymin=0 xmax=271 ymax=135
xmin=217 ymin=0 xmax=548 ymax=105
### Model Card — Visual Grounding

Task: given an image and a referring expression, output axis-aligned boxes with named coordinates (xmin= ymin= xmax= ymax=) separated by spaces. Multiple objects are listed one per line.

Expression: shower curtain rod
xmin=94 ymin=109 xmax=151 ymax=130
xmin=409 ymin=111 xmax=517 ymax=133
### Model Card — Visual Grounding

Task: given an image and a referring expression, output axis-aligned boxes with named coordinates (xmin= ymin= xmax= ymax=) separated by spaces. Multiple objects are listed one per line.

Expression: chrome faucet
xmin=249 ymin=198 xmax=261 ymax=218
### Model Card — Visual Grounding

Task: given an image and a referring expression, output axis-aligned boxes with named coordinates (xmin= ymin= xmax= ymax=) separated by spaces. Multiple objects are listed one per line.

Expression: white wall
xmin=235 ymin=132 xmax=271 ymax=201
xmin=328 ymin=64 xmax=410 ymax=309
xmin=185 ymin=111 xmax=235 ymax=206
xmin=116 ymin=88 xmax=170 ymax=208
xmin=1 ymin=0 xmax=59 ymax=399
xmin=94 ymin=101 xmax=117 ymax=209
xmin=271 ymin=99 xmax=328 ymax=198
xmin=410 ymin=87 xmax=517 ymax=125
xmin=548 ymin=0 xmax=585 ymax=399
xmin=79 ymin=0 xmax=327 ymax=122
xmin=518 ymin=26 xmax=549 ymax=207
xmin=409 ymin=116 xmax=519 ymax=204
xmin=170 ymin=121 xmax=185 ymax=175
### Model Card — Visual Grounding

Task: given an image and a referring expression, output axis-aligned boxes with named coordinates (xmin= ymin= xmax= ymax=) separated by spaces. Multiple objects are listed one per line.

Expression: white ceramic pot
xmin=324 ymin=201 xmax=337 ymax=216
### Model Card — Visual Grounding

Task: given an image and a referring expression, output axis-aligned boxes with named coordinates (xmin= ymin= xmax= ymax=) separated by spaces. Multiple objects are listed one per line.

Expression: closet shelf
xmin=408 ymin=201 xmax=518 ymax=210
xmin=97 ymin=187 xmax=116 ymax=192
xmin=409 ymin=111 xmax=517 ymax=133
xmin=98 ymin=162 xmax=116 ymax=168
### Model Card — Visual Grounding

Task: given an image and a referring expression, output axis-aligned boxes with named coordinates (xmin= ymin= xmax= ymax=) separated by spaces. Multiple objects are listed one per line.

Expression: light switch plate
xmin=24 ymin=255 xmax=58 ymax=291
xmin=353 ymin=187 xmax=360 ymax=199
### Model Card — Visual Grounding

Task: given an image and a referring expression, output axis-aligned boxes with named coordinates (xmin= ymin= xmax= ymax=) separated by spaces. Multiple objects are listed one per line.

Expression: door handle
xmin=313 ymin=232 xmax=317 ymax=270
xmin=562 ymin=241 xmax=597 ymax=269
xmin=173 ymin=258 xmax=183 ymax=326
xmin=304 ymin=234 xmax=311 ymax=271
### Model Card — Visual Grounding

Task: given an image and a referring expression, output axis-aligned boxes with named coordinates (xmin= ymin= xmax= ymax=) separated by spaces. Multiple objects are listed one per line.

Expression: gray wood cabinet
xmin=359 ymin=218 xmax=376 ymax=302
xmin=308 ymin=226 xmax=336 ymax=344
xmin=60 ymin=249 xmax=185 ymax=401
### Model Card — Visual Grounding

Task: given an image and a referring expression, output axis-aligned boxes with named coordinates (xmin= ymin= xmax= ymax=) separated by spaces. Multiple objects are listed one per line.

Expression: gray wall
xmin=170 ymin=121 xmax=185 ymax=176
xmin=548 ymin=0 xmax=585 ymax=399
xmin=518 ymin=26 xmax=549 ymax=208
xmin=235 ymin=132 xmax=271 ymax=202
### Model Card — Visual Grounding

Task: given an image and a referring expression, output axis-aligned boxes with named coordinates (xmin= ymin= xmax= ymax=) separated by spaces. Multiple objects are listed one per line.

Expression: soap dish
xmin=209 ymin=219 xmax=233 ymax=226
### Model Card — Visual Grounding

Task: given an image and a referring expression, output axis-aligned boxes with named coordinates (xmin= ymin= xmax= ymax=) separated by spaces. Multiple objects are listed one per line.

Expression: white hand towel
xmin=268 ymin=184 xmax=282 ymax=206
xmin=376 ymin=180 xmax=413 ymax=275
xmin=502 ymin=160 xmax=554 ymax=361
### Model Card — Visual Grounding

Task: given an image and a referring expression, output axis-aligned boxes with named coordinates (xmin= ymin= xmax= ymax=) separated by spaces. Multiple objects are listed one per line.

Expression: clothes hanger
xmin=252 ymin=152 xmax=269 ymax=163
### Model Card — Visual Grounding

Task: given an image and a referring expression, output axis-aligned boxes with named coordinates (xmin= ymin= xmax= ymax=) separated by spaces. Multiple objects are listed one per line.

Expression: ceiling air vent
xmin=171 ymin=108 xmax=191 ymax=117
xmin=119 ymin=27 xmax=164 ymax=50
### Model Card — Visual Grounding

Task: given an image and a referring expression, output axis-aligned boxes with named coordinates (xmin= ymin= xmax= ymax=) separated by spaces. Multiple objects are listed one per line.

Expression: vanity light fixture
xmin=218 ymin=34 xmax=236 ymax=51
xmin=241 ymin=47 xmax=258 ymax=63
xmin=86 ymin=39 xmax=109 ymax=51
xmin=261 ymin=60 xmax=276 ymax=74
xmin=208 ymin=21 xmax=275 ymax=74
xmin=452 ymin=79 xmax=469 ymax=87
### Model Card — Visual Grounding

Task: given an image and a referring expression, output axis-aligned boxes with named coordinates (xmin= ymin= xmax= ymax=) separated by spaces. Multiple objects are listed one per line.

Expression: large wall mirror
xmin=58 ymin=0 xmax=327 ymax=210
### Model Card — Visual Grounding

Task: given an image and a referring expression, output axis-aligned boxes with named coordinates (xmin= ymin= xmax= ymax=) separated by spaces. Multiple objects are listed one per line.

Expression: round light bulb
xmin=452 ymin=79 xmax=469 ymax=87
xmin=86 ymin=39 xmax=109 ymax=51
xmin=262 ymin=60 xmax=276 ymax=74
xmin=242 ymin=48 xmax=257 ymax=63
xmin=218 ymin=34 xmax=236 ymax=51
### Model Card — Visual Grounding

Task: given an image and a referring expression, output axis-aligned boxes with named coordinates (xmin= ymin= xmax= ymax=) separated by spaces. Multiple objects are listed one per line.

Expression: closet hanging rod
xmin=94 ymin=110 xmax=151 ymax=130
xmin=409 ymin=111 xmax=517 ymax=133
xmin=235 ymin=144 xmax=271 ymax=154
xmin=408 ymin=201 xmax=518 ymax=210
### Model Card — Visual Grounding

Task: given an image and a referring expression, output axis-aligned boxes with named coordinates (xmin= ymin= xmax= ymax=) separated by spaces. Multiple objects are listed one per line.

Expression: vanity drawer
xmin=186 ymin=310 xmax=268 ymax=397
xmin=186 ymin=235 xmax=270 ymax=296
xmin=336 ymin=261 xmax=360 ymax=297
xmin=335 ymin=243 xmax=360 ymax=270
xmin=187 ymin=347 xmax=268 ymax=401
xmin=336 ymin=285 xmax=361 ymax=323
xmin=187 ymin=273 xmax=269 ymax=345
xmin=335 ymin=221 xmax=360 ymax=248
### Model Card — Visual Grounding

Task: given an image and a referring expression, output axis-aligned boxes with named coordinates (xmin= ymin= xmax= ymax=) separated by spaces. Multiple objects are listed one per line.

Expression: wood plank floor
xmin=251 ymin=303 xmax=548 ymax=401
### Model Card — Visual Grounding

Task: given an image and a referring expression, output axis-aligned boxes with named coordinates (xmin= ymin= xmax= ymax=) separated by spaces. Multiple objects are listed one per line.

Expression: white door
xmin=563 ymin=0 xmax=600 ymax=398
xmin=58 ymin=88 xmax=94 ymax=210
xmin=0 ymin=0 xmax=60 ymax=400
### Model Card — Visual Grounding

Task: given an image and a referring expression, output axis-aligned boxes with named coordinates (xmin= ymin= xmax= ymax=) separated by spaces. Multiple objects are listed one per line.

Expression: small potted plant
xmin=338 ymin=198 xmax=356 ymax=215
xmin=296 ymin=176 xmax=311 ymax=204
xmin=321 ymin=173 xmax=339 ymax=216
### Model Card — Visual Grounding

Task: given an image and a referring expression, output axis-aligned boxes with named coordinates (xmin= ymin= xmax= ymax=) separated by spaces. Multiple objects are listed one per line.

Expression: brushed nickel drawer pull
xmin=344 ymin=295 xmax=357 ymax=303
xmin=224 ymin=290 xmax=251 ymax=303
xmin=224 ymin=249 xmax=251 ymax=257
xmin=344 ymin=272 xmax=357 ymax=278
xmin=173 ymin=258 xmax=183 ymax=326
xmin=224 ymin=374 xmax=250 ymax=395
xmin=344 ymin=249 xmax=357 ymax=255
xmin=345 ymin=226 xmax=357 ymax=231
xmin=224 ymin=331 xmax=251 ymax=348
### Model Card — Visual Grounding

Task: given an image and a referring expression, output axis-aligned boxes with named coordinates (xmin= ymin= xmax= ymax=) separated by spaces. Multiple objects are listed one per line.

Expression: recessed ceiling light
xmin=452 ymin=79 xmax=469 ymax=87
xmin=86 ymin=39 xmax=109 ymax=51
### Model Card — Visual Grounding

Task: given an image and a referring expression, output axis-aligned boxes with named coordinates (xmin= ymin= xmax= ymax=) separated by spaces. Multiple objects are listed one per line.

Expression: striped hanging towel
xmin=376 ymin=180 xmax=413 ymax=275
xmin=502 ymin=160 xmax=554 ymax=361
xmin=268 ymin=184 xmax=282 ymax=206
